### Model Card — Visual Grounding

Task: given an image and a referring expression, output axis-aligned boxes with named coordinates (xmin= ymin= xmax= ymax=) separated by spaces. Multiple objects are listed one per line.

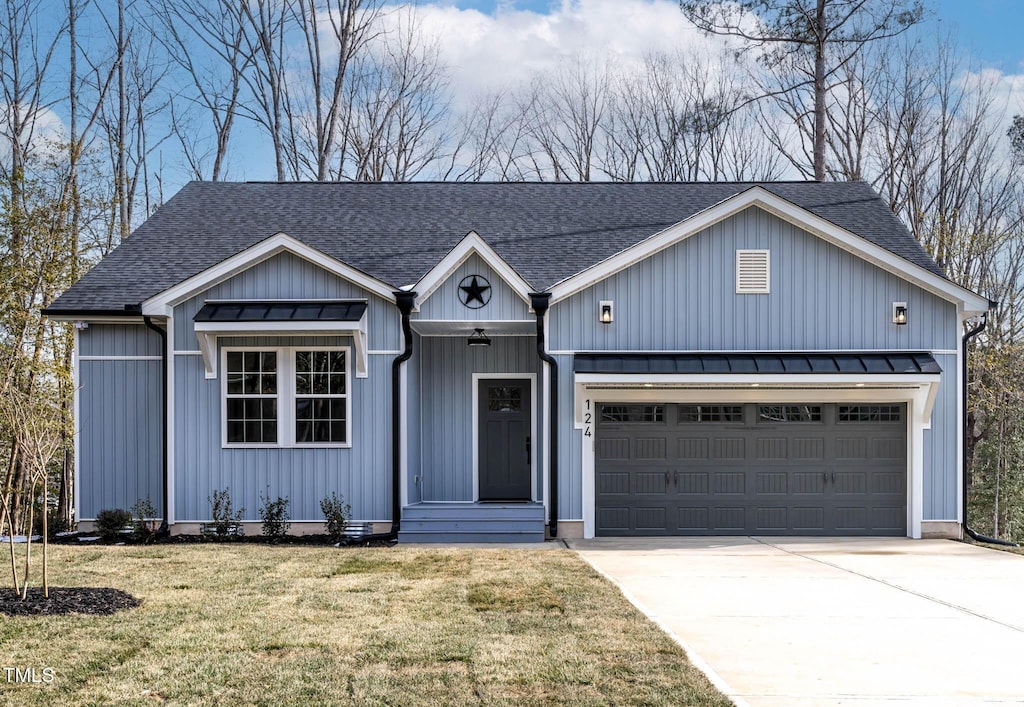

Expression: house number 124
xmin=584 ymin=399 xmax=592 ymax=437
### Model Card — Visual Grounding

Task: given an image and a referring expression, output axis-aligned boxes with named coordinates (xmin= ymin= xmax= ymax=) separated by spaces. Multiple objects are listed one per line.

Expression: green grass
xmin=0 ymin=544 xmax=730 ymax=706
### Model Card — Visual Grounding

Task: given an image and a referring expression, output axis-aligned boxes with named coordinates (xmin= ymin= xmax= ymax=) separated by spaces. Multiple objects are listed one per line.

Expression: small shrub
xmin=320 ymin=492 xmax=351 ymax=543
xmin=209 ymin=488 xmax=244 ymax=537
xmin=259 ymin=491 xmax=291 ymax=541
xmin=131 ymin=498 xmax=159 ymax=541
xmin=46 ymin=512 xmax=71 ymax=539
xmin=95 ymin=508 xmax=132 ymax=542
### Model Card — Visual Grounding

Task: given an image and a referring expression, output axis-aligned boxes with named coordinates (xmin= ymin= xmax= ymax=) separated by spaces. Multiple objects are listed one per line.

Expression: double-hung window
xmin=222 ymin=347 xmax=350 ymax=448
xmin=225 ymin=351 xmax=278 ymax=444
xmin=295 ymin=350 xmax=348 ymax=444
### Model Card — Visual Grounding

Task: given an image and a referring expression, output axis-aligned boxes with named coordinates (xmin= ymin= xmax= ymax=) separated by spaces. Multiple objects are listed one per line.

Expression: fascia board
xmin=414 ymin=231 xmax=533 ymax=306
xmin=141 ymin=233 xmax=397 ymax=315
xmin=548 ymin=187 xmax=989 ymax=313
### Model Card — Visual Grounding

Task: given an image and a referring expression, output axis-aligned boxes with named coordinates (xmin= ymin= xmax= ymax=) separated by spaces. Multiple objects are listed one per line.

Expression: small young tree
xmin=209 ymin=487 xmax=244 ymax=537
xmin=258 ymin=491 xmax=290 ymax=541
xmin=1 ymin=385 xmax=67 ymax=598
xmin=320 ymin=492 xmax=351 ymax=544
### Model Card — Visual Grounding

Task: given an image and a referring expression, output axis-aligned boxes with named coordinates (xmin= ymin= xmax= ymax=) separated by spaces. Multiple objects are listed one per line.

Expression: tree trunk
xmin=812 ymin=0 xmax=827 ymax=181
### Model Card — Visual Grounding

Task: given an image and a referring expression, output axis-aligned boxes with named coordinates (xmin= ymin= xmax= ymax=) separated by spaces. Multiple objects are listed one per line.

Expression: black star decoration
xmin=459 ymin=275 xmax=491 ymax=309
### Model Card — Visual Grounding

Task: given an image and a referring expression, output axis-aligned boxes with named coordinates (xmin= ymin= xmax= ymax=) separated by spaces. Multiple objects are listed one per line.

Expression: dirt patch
xmin=0 ymin=587 xmax=141 ymax=616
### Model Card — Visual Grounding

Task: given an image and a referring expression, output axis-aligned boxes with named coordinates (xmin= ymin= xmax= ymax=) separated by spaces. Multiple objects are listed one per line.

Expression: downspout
xmin=530 ymin=293 xmax=558 ymax=538
xmin=382 ymin=290 xmax=417 ymax=541
xmin=961 ymin=309 xmax=1018 ymax=547
xmin=140 ymin=311 xmax=170 ymax=537
xmin=342 ymin=290 xmax=416 ymax=545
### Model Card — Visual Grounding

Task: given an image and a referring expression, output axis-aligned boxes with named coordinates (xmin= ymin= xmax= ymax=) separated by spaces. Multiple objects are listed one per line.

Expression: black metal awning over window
xmin=192 ymin=300 xmax=370 ymax=380
xmin=573 ymin=352 xmax=941 ymax=375
xmin=193 ymin=300 xmax=367 ymax=323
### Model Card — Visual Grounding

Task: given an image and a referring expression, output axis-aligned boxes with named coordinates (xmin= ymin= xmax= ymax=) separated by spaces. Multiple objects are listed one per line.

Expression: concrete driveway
xmin=568 ymin=537 xmax=1024 ymax=706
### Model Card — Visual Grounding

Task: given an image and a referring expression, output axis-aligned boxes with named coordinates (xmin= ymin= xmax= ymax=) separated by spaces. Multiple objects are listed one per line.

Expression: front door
xmin=478 ymin=379 xmax=532 ymax=501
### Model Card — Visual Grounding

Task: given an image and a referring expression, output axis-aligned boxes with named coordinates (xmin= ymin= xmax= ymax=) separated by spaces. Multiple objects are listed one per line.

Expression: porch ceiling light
xmin=467 ymin=328 xmax=491 ymax=347
xmin=893 ymin=302 xmax=908 ymax=326
xmin=599 ymin=300 xmax=614 ymax=324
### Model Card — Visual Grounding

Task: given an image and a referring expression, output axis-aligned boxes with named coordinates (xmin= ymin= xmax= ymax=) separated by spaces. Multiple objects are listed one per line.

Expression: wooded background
xmin=2 ymin=0 xmax=1022 ymax=541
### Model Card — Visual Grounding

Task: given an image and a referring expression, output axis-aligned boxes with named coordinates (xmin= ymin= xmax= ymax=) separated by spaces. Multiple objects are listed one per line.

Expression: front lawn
xmin=1 ymin=544 xmax=729 ymax=705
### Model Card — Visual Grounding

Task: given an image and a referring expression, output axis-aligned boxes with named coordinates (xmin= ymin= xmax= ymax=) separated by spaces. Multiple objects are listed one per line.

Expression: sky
xmin=112 ymin=0 xmax=1024 ymax=187
xmin=384 ymin=0 xmax=1024 ymax=135
xmin=407 ymin=1 xmax=1024 ymax=79
xmin=931 ymin=0 xmax=1024 ymax=72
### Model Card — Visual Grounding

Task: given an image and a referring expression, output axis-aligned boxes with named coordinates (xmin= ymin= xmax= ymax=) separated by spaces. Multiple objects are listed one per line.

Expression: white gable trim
xmin=415 ymin=231 xmax=533 ymax=307
xmin=140 ymin=232 xmax=396 ymax=316
xmin=547 ymin=187 xmax=989 ymax=314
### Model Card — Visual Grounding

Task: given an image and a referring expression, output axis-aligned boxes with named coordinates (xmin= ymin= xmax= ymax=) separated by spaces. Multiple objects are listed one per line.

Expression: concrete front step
xmin=402 ymin=507 xmax=545 ymax=521
xmin=398 ymin=502 xmax=546 ymax=543
xmin=400 ymin=518 xmax=544 ymax=533
xmin=397 ymin=530 xmax=546 ymax=543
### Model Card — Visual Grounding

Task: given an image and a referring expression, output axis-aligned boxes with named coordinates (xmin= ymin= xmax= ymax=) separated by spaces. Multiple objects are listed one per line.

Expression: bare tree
xmin=680 ymin=0 xmax=924 ymax=180
xmin=1 ymin=385 xmax=65 ymax=597
xmin=444 ymin=91 xmax=533 ymax=181
xmin=519 ymin=56 xmax=612 ymax=181
xmin=148 ymin=0 xmax=253 ymax=181
xmin=342 ymin=10 xmax=452 ymax=181
xmin=239 ymin=0 xmax=295 ymax=181
xmin=292 ymin=0 xmax=382 ymax=180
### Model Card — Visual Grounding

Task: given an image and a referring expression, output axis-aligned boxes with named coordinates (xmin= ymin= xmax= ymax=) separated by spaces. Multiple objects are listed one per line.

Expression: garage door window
xmin=678 ymin=405 xmax=743 ymax=423
xmin=838 ymin=405 xmax=902 ymax=422
xmin=758 ymin=405 xmax=822 ymax=423
xmin=601 ymin=404 xmax=664 ymax=423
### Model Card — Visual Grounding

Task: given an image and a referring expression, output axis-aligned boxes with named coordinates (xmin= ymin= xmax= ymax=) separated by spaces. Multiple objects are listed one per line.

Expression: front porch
xmin=398 ymin=502 xmax=546 ymax=543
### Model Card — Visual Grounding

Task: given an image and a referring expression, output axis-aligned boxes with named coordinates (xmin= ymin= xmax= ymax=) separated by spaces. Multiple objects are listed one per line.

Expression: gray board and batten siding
xmin=417 ymin=253 xmax=530 ymax=321
xmin=173 ymin=336 xmax=393 ymax=522
xmin=173 ymin=251 xmax=399 ymax=351
xmin=550 ymin=208 xmax=956 ymax=352
xmin=77 ymin=324 xmax=163 ymax=519
xmin=550 ymin=207 xmax=960 ymax=523
xmin=415 ymin=335 xmax=543 ymax=503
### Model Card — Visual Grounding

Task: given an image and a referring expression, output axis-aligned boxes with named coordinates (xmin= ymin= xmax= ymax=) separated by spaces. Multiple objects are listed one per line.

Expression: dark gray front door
xmin=478 ymin=379 xmax=531 ymax=501
xmin=596 ymin=402 xmax=907 ymax=536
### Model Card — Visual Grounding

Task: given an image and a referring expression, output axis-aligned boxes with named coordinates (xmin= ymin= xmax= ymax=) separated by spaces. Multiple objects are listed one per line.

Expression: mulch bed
xmin=50 ymin=532 xmax=395 ymax=548
xmin=0 ymin=587 xmax=141 ymax=616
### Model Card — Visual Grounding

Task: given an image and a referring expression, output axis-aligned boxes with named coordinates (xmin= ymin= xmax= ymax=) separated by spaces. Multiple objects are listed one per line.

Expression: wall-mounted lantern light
xmin=892 ymin=302 xmax=908 ymax=326
xmin=467 ymin=328 xmax=491 ymax=347
xmin=599 ymin=300 xmax=614 ymax=324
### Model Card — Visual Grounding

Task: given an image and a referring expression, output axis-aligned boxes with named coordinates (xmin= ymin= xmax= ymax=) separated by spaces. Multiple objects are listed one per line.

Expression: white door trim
xmin=472 ymin=373 xmax=538 ymax=503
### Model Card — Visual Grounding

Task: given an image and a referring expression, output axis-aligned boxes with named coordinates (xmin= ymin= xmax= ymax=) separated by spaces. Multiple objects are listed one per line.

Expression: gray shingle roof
xmin=47 ymin=180 xmax=944 ymax=314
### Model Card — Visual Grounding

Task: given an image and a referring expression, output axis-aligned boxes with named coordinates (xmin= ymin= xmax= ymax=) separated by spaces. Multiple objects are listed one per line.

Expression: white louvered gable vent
xmin=736 ymin=249 xmax=770 ymax=294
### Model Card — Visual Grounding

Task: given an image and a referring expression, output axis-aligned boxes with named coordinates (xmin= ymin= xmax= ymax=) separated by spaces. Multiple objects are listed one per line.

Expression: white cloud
xmin=0 ymin=104 xmax=68 ymax=171
xmin=387 ymin=0 xmax=723 ymax=103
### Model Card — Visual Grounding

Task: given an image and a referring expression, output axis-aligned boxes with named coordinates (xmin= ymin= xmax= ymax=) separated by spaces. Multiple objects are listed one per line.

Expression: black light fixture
xmin=467 ymin=328 xmax=491 ymax=347
xmin=599 ymin=300 xmax=614 ymax=324
xmin=893 ymin=302 xmax=908 ymax=326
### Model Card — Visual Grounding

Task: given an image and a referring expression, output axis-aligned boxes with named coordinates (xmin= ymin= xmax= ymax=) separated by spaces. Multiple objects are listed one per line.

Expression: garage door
xmin=595 ymin=402 xmax=907 ymax=536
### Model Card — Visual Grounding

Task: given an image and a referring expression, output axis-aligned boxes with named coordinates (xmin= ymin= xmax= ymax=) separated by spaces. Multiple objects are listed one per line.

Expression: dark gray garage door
xmin=596 ymin=403 xmax=907 ymax=536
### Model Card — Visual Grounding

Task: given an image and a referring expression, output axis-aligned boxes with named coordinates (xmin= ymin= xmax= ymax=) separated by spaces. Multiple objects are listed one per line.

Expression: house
xmin=44 ymin=181 xmax=989 ymax=541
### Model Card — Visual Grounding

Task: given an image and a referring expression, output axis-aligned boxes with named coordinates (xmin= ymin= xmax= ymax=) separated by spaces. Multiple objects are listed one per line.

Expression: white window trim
xmin=221 ymin=345 xmax=352 ymax=449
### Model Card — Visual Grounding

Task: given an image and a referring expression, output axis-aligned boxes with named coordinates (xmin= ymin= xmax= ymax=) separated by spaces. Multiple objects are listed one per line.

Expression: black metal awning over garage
xmin=573 ymin=352 xmax=941 ymax=375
